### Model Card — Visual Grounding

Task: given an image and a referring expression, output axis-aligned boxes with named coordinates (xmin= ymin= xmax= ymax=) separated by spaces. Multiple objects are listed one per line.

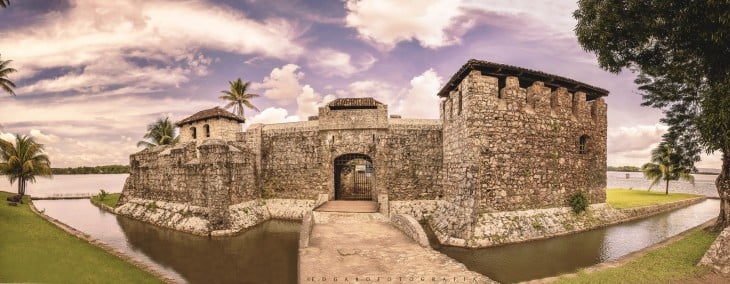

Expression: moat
xmin=20 ymin=173 xmax=721 ymax=283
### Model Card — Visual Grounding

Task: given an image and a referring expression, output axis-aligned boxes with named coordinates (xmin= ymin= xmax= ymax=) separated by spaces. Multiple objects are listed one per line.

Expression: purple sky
xmin=0 ymin=0 xmax=721 ymax=169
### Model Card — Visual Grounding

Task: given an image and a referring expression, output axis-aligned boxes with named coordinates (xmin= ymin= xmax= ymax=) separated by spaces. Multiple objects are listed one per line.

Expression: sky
xmin=0 ymin=0 xmax=721 ymax=169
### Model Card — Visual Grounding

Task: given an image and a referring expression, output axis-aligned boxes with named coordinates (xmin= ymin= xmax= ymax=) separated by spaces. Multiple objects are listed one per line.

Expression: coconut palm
xmin=137 ymin=117 xmax=179 ymax=148
xmin=0 ymin=55 xmax=17 ymax=96
xmin=219 ymin=78 xmax=259 ymax=117
xmin=641 ymin=143 xmax=695 ymax=195
xmin=0 ymin=134 xmax=53 ymax=199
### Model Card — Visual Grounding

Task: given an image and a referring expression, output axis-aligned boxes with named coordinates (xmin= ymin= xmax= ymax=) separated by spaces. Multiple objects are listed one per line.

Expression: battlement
xmin=442 ymin=70 xmax=607 ymax=123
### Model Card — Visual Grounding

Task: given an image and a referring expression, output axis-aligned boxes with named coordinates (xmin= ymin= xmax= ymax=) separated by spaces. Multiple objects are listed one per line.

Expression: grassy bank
xmin=554 ymin=228 xmax=718 ymax=284
xmin=91 ymin=192 xmax=121 ymax=208
xmin=0 ymin=191 xmax=162 ymax=283
xmin=607 ymin=188 xmax=701 ymax=209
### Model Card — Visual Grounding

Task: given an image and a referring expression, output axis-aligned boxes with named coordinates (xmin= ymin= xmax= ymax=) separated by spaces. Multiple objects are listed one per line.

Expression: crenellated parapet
xmin=434 ymin=59 xmax=608 ymax=242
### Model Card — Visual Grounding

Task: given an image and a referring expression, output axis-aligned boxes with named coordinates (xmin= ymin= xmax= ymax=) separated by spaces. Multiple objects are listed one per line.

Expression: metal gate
xmin=334 ymin=154 xmax=374 ymax=200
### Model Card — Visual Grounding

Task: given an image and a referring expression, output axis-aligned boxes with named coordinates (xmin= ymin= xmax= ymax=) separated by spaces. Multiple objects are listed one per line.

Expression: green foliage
xmin=137 ymin=117 xmax=179 ymax=149
xmin=606 ymin=188 xmax=700 ymax=209
xmin=0 ymin=55 xmax=17 ymax=96
xmin=607 ymin=166 xmax=641 ymax=172
xmin=219 ymin=78 xmax=260 ymax=117
xmin=52 ymin=165 xmax=129 ymax=175
xmin=90 ymin=193 xmax=121 ymax=208
xmin=0 ymin=134 xmax=53 ymax=196
xmin=554 ymin=228 xmax=718 ymax=284
xmin=98 ymin=189 xmax=108 ymax=201
xmin=641 ymin=143 xmax=695 ymax=195
xmin=569 ymin=191 xmax=589 ymax=214
xmin=0 ymin=192 xmax=161 ymax=283
xmin=145 ymin=201 xmax=158 ymax=212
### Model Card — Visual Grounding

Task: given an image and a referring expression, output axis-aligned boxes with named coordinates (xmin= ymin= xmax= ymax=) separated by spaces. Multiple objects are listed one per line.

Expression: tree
xmin=0 ymin=0 xmax=9 ymax=8
xmin=0 ymin=55 xmax=17 ymax=96
xmin=137 ymin=117 xmax=179 ymax=148
xmin=0 ymin=134 xmax=53 ymax=198
xmin=575 ymin=1 xmax=730 ymax=231
xmin=641 ymin=143 xmax=695 ymax=195
xmin=219 ymin=78 xmax=259 ymax=117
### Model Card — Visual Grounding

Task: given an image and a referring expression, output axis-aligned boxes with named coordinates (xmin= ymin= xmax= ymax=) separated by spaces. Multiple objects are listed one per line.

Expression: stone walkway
xmin=299 ymin=212 xmax=495 ymax=283
xmin=315 ymin=201 xmax=378 ymax=213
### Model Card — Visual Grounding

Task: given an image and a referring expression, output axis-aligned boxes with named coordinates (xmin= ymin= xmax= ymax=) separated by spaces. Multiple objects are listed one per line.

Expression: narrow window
xmin=204 ymin=124 xmax=210 ymax=138
xmin=458 ymin=90 xmax=463 ymax=115
xmin=191 ymin=127 xmax=197 ymax=139
xmin=442 ymin=101 xmax=446 ymax=122
xmin=579 ymin=135 xmax=589 ymax=154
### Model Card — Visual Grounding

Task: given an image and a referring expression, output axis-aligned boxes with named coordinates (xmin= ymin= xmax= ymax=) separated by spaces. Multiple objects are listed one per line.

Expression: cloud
xmin=244 ymin=107 xmax=299 ymax=128
xmin=461 ymin=0 xmax=578 ymax=39
xmin=254 ymin=64 xmax=305 ymax=105
xmin=397 ymin=69 xmax=443 ymax=119
xmin=0 ymin=0 xmax=303 ymax=95
xmin=337 ymin=80 xmax=403 ymax=107
xmin=29 ymin=129 xmax=60 ymax=144
xmin=344 ymin=0 xmax=473 ymax=49
xmin=607 ymin=124 xmax=668 ymax=166
xmin=309 ymin=49 xmax=377 ymax=77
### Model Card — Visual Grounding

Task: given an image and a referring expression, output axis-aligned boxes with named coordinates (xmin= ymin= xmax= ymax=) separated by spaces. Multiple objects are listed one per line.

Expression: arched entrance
xmin=333 ymin=154 xmax=374 ymax=200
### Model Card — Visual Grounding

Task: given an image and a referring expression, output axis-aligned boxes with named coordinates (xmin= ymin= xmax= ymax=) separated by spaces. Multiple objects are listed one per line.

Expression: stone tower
xmin=176 ymin=106 xmax=246 ymax=145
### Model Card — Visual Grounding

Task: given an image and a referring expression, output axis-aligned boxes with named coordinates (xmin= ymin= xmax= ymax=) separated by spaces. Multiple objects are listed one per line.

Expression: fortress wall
xmin=465 ymin=73 xmax=607 ymax=212
xmin=381 ymin=125 xmax=443 ymax=200
xmin=259 ymin=127 xmax=327 ymax=200
xmin=432 ymin=71 xmax=487 ymax=241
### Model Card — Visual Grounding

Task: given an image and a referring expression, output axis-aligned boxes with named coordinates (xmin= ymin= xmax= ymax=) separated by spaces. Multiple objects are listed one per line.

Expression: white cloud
xmin=255 ymin=64 xmax=305 ymax=105
xmin=244 ymin=107 xmax=299 ymax=128
xmin=337 ymin=80 xmax=402 ymax=107
xmin=29 ymin=129 xmax=60 ymax=144
xmin=397 ymin=69 xmax=443 ymax=119
xmin=309 ymin=49 xmax=377 ymax=77
xmin=461 ymin=0 xmax=578 ymax=39
xmin=0 ymin=0 xmax=303 ymax=94
xmin=344 ymin=0 xmax=473 ymax=49
xmin=607 ymin=124 xmax=668 ymax=166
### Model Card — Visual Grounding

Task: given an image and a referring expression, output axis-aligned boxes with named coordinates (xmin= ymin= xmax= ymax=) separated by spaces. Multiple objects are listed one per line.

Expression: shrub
xmin=98 ymin=189 xmax=108 ymax=201
xmin=569 ymin=191 xmax=589 ymax=214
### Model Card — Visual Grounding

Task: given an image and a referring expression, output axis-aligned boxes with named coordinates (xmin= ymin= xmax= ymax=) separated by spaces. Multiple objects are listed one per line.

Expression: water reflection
xmin=432 ymin=199 xmax=719 ymax=283
xmin=34 ymin=199 xmax=300 ymax=284
xmin=118 ymin=217 xmax=299 ymax=284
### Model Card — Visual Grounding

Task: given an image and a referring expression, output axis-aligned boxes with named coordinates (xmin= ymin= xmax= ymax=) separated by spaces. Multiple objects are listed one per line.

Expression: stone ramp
xmin=299 ymin=212 xmax=495 ymax=283
xmin=315 ymin=201 xmax=378 ymax=213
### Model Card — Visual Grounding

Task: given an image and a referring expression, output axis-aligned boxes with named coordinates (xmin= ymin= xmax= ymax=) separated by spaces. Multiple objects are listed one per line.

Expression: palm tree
xmin=219 ymin=78 xmax=259 ymax=117
xmin=137 ymin=117 xmax=179 ymax=148
xmin=0 ymin=0 xmax=9 ymax=8
xmin=0 ymin=55 xmax=17 ymax=96
xmin=641 ymin=143 xmax=695 ymax=195
xmin=0 ymin=134 xmax=53 ymax=199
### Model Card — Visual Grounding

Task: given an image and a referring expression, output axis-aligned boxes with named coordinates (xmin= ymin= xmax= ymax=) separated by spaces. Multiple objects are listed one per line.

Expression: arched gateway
xmin=333 ymin=153 xmax=374 ymax=200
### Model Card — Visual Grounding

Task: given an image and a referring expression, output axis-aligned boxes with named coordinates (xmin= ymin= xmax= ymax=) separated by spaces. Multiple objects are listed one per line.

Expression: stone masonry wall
xmin=179 ymin=118 xmax=241 ymax=145
xmin=433 ymin=70 xmax=607 ymax=241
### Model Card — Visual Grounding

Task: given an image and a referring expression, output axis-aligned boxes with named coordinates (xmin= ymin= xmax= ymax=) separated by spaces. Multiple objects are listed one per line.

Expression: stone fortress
xmin=117 ymin=59 xmax=608 ymax=247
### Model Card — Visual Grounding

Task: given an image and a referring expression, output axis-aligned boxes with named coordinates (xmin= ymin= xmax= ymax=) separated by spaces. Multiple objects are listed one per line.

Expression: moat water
xmin=5 ymin=174 xmax=723 ymax=283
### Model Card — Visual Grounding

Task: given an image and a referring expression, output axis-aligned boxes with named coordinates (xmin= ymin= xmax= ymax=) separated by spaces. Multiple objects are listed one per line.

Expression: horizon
xmin=0 ymin=0 xmax=722 ymax=169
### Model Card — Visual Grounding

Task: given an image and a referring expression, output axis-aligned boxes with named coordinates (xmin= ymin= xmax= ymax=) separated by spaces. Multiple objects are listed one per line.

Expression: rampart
xmin=118 ymin=59 xmax=609 ymax=246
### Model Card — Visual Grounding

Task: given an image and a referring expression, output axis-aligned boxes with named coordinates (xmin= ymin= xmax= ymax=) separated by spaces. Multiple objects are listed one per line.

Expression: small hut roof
xmin=175 ymin=107 xmax=245 ymax=126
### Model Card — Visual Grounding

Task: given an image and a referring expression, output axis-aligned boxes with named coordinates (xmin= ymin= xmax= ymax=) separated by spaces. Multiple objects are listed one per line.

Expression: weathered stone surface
xmin=390 ymin=214 xmax=429 ymax=247
xmin=119 ymin=60 xmax=611 ymax=247
xmin=700 ymin=226 xmax=730 ymax=274
xmin=431 ymin=197 xmax=705 ymax=248
xmin=115 ymin=198 xmax=210 ymax=236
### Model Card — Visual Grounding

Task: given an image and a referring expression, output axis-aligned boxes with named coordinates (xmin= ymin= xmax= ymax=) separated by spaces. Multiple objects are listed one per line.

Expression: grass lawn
xmin=0 ymin=191 xmax=162 ymax=283
xmin=91 ymin=192 xmax=121 ymax=208
xmin=607 ymin=188 xmax=701 ymax=209
xmin=554 ymin=228 xmax=719 ymax=284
